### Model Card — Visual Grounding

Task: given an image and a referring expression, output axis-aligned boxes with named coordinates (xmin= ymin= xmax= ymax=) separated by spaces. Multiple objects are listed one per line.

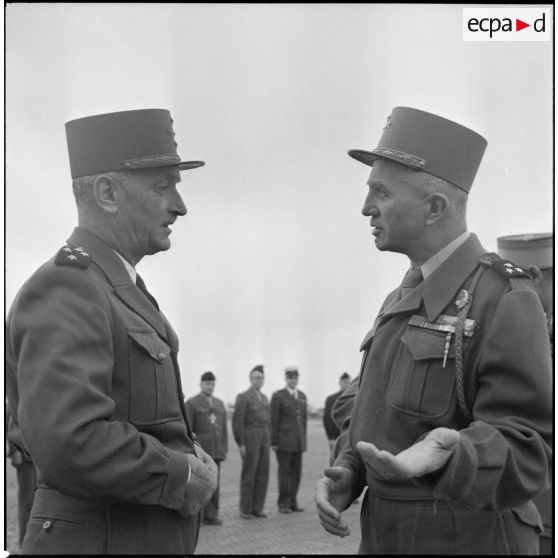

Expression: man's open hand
xmin=315 ymin=467 xmax=354 ymax=537
xmin=356 ymin=427 xmax=460 ymax=480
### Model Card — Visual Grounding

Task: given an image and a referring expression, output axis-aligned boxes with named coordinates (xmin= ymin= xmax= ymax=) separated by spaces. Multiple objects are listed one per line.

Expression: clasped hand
xmin=181 ymin=444 xmax=218 ymax=516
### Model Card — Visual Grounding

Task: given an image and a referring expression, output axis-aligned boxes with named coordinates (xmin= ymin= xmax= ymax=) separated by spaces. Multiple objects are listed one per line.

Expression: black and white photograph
xmin=5 ymin=3 xmax=553 ymax=555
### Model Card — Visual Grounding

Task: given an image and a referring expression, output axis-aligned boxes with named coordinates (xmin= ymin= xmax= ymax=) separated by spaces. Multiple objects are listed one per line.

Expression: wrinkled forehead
xmin=366 ymin=158 xmax=422 ymax=188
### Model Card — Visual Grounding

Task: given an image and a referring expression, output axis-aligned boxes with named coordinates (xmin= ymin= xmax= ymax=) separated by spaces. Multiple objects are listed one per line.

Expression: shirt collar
xmin=421 ymin=231 xmax=470 ymax=279
xmin=113 ymin=250 xmax=137 ymax=283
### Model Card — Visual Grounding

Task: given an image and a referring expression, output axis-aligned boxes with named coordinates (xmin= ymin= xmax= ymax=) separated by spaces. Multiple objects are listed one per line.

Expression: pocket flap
xmin=401 ymin=329 xmax=455 ymax=361
xmin=128 ymin=329 xmax=171 ymax=362
xmin=511 ymin=501 xmax=543 ymax=533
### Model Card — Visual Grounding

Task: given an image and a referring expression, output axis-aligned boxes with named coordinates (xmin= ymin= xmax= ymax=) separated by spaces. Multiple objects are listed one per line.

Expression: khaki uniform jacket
xmin=271 ymin=389 xmax=307 ymax=452
xmin=336 ymin=234 xmax=552 ymax=531
xmin=5 ymin=227 xmax=200 ymax=555
xmin=232 ymin=388 xmax=271 ymax=445
xmin=185 ymin=393 xmax=228 ymax=461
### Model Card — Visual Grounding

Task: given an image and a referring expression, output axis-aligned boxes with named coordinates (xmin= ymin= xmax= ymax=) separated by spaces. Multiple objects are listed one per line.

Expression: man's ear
xmin=424 ymin=192 xmax=449 ymax=225
xmin=528 ymin=265 xmax=543 ymax=285
xmin=92 ymin=174 xmax=120 ymax=214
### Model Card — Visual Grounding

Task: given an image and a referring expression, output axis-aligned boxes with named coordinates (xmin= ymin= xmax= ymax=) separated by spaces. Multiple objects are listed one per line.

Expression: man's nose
xmin=172 ymin=190 xmax=187 ymax=216
xmin=361 ymin=193 xmax=379 ymax=217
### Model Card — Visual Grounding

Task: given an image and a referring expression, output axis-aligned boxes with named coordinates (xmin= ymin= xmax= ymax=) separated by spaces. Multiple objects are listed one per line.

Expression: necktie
xmin=136 ymin=274 xmax=160 ymax=311
xmin=399 ymin=266 xmax=423 ymax=299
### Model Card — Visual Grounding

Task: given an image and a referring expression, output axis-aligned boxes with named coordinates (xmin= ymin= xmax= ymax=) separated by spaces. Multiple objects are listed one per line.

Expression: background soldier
xmin=5 ymin=109 xmax=217 ymax=555
xmin=185 ymin=371 xmax=228 ymax=526
xmin=315 ymin=106 xmax=552 ymax=554
xmin=232 ymin=365 xmax=271 ymax=519
xmin=323 ymin=372 xmax=351 ymax=451
xmin=271 ymin=367 xmax=307 ymax=513
xmin=497 ymin=232 xmax=554 ymax=555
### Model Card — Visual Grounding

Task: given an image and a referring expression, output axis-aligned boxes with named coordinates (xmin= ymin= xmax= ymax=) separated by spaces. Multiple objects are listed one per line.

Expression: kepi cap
xmin=348 ymin=106 xmax=487 ymax=193
xmin=497 ymin=233 xmax=553 ymax=269
xmin=251 ymin=364 xmax=264 ymax=374
xmin=285 ymin=367 xmax=299 ymax=378
xmin=340 ymin=372 xmax=350 ymax=381
xmin=65 ymin=108 xmax=205 ymax=178
xmin=201 ymin=371 xmax=216 ymax=382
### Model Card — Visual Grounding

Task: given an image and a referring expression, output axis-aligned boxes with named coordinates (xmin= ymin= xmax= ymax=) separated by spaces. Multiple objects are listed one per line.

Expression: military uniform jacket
xmin=323 ymin=390 xmax=342 ymax=440
xmin=185 ymin=393 xmax=228 ymax=461
xmin=5 ymin=227 xmax=200 ymax=554
xmin=336 ymin=234 xmax=552 ymax=524
xmin=232 ymin=388 xmax=271 ymax=446
xmin=271 ymin=389 xmax=307 ymax=452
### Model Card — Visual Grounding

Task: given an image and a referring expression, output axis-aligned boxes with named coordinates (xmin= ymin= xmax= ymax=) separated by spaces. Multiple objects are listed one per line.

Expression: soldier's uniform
xmin=271 ymin=368 xmax=307 ymax=512
xmin=5 ymin=110 xmax=207 ymax=555
xmin=232 ymin=376 xmax=271 ymax=516
xmin=185 ymin=376 xmax=228 ymax=524
xmin=335 ymin=107 xmax=552 ymax=555
xmin=497 ymin=232 xmax=554 ymax=556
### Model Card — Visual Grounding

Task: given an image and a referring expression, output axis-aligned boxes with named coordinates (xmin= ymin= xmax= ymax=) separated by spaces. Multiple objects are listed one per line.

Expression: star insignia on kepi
xmin=383 ymin=115 xmax=392 ymax=131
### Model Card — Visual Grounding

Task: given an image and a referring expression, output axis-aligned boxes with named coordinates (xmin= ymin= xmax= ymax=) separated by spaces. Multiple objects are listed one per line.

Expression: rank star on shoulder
xmin=67 ymin=255 xmax=77 ymax=261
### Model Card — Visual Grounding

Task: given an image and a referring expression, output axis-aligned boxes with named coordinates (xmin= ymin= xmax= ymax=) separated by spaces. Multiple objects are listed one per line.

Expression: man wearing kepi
xmin=5 ymin=109 xmax=217 ymax=555
xmin=315 ymin=107 xmax=552 ymax=555
xmin=271 ymin=367 xmax=308 ymax=513
xmin=185 ymin=371 xmax=228 ymax=526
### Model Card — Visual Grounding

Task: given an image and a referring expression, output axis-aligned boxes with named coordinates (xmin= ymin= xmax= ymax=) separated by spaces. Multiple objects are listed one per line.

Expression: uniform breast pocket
xmin=387 ymin=328 xmax=458 ymax=419
xmin=127 ymin=328 xmax=181 ymax=425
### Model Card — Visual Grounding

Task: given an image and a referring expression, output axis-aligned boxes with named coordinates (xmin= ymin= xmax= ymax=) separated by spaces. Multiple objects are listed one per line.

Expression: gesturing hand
xmin=356 ymin=427 xmax=460 ymax=481
xmin=315 ymin=467 xmax=354 ymax=538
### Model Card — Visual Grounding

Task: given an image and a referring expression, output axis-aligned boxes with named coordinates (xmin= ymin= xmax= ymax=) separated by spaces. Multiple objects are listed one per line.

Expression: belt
xmin=32 ymin=487 xmax=108 ymax=517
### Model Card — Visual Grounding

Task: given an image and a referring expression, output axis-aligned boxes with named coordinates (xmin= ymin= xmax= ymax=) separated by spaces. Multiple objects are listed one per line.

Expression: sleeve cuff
xmin=159 ymin=450 xmax=191 ymax=510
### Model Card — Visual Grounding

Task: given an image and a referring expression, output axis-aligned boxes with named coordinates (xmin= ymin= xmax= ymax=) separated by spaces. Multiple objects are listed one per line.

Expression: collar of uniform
xmin=421 ymin=233 xmax=487 ymax=321
xmin=286 ymin=387 xmax=297 ymax=397
xmin=67 ymin=227 xmax=134 ymax=287
xmin=67 ymin=227 xmax=167 ymax=340
xmin=113 ymin=250 xmax=137 ymax=283
xmin=421 ymin=230 xmax=471 ymax=279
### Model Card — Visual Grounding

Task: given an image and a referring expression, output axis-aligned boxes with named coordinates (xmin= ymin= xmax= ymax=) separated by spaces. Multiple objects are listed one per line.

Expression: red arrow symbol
xmin=516 ymin=19 xmax=530 ymax=31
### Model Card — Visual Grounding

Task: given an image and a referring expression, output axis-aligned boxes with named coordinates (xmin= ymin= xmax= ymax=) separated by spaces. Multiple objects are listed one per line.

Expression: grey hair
xmin=72 ymin=171 xmax=128 ymax=209
xmin=415 ymin=172 xmax=469 ymax=216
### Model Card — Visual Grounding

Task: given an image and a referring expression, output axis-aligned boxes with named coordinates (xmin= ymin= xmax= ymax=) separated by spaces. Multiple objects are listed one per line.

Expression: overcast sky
xmin=5 ymin=3 xmax=553 ymax=409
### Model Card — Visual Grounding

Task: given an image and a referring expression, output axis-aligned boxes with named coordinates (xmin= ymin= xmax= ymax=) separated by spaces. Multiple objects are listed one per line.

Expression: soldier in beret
xmin=315 ymin=107 xmax=552 ymax=554
xmin=271 ymin=367 xmax=308 ymax=513
xmin=323 ymin=372 xmax=352 ymax=451
xmin=185 ymin=371 xmax=228 ymax=526
xmin=5 ymin=109 xmax=217 ymax=554
xmin=232 ymin=365 xmax=271 ymax=519
xmin=497 ymin=233 xmax=554 ymax=555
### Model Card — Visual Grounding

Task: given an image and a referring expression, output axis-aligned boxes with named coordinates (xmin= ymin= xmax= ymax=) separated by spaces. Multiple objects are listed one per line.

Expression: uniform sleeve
xmin=232 ymin=394 xmax=246 ymax=446
xmin=270 ymin=393 xmax=279 ymax=446
xmin=429 ymin=287 xmax=553 ymax=510
xmin=6 ymin=266 xmax=191 ymax=511
xmin=331 ymin=377 xmax=359 ymax=430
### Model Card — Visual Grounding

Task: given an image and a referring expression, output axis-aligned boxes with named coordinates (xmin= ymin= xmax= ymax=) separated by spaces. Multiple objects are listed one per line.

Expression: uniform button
xmin=43 ymin=520 xmax=52 ymax=530
xmin=158 ymin=352 xmax=165 ymax=361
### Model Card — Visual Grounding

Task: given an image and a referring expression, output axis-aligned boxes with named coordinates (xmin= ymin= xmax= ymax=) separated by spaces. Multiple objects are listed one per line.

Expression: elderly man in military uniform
xmin=232 ymin=365 xmax=271 ymax=519
xmin=497 ymin=233 xmax=554 ymax=555
xmin=185 ymin=371 xmax=228 ymax=526
xmin=271 ymin=367 xmax=308 ymax=513
xmin=323 ymin=372 xmax=351 ymax=451
xmin=315 ymin=107 xmax=552 ymax=555
xmin=5 ymin=109 xmax=218 ymax=555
